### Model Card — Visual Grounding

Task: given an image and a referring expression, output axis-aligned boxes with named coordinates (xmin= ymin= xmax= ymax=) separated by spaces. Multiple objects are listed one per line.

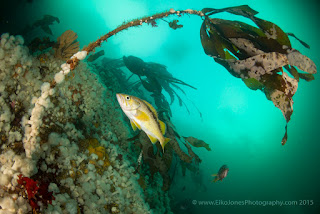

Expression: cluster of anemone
xmin=0 ymin=33 xmax=171 ymax=213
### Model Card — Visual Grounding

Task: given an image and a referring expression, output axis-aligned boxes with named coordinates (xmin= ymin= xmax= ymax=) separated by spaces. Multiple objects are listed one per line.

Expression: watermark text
xmin=192 ymin=199 xmax=314 ymax=206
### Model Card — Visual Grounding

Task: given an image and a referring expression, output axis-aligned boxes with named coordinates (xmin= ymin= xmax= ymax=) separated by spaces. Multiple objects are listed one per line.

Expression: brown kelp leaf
xmin=140 ymin=77 xmax=162 ymax=94
xmin=139 ymin=133 xmax=172 ymax=191
xmin=207 ymin=18 xmax=287 ymax=60
xmin=180 ymin=161 xmax=199 ymax=175
xmin=41 ymin=25 xmax=53 ymax=35
xmin=209 ymin=18 xmax=287 ymax=56
xmin=184 ymin=143 xmax=202 ymax=164
xmin=209 ymin=19 xmax=317 ymax=75
xmin=140 ymin=78 xmax=155 ymax=93
xmin=286 ymin=49 xmax=317 ymax=74
xmin=200 ymin=21 xmax=225 ymax=58
xmin=229 ymin=38 xmax=265 ymax=57
xmin=54 ymin=30 xmax=79 ymax=61
xmin=225 ymin=5 xmax=259 ymax=17
xmin=168 ymin=20 xmax=183 ymax=30
xmin=242 ymin=78 xmax=264 ymax=90
xmin=281 ymin=124 xmax=288 ymax=145
xmin=172 ymin=90 xmax=190 ymax=114
xmin=199 ymin=8 xmax=317 ymax=145
xmin=202 ymin=5 xmax=258 ymax=18
xmin=268 ymin=72 xmax=298 ymax=122
xmin=298 ymin=73 xmax=315 ymax=82
xmin=287 ymin=32 xmax=310 ymax=49
xmin=227 ymin=52 xmax=289 ymax=79
xmin=201 ymin=8 xmax=217 ymax=14
xmin=32 ymin=15 xmax=60 ymax=35
xmin=270 ymin=90 xmax=293 ymax=121
xmin=229 ymin=58 xmax=298 ymax=126
xmin=250 ymin=17 xmax=291 ymax=48
xmin=201 ymin=19 xmax=246 ymax=60
xmin=210 ymin=19 xmax=264 ymax=39
xmin=263 ymin=72 xmax=297 ymax=145
xmin=184 ymin=136 xmax=211 ymax=151
xmin=165 ymin=119 xmax=193 ymax=164
xmin=284 ymin=64 xmax=315 ymax=83
xmin=202 ymin=18 xmax=317 ymax=79
xmin=284 ymin=65 xmax=300 ymax=81
xmin=123 ymin=55 xmax=147 ymax=76
xmin=147 ymin=20 xmax=158 ymax=27
xmin=87 ymin=50 xmax=105 ymax=62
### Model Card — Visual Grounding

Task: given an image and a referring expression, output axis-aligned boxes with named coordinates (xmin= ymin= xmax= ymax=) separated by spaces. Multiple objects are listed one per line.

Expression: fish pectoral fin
xmin=159 ymin=120 xmax=166 ymax=135
xmin=135 ymin=121 xmax=141 ymax=130
xmin=135 ymin=110 xmax=150 ymax=121
xmin=130 ymin=120 xmax=137 ymax=131
xmin=130 ymin=120 xmax=141 ymax=131
xmin=211 ymin=174 xmax=217 ymax=177
xmin=147 ymin=134 xmax=158 ymax=144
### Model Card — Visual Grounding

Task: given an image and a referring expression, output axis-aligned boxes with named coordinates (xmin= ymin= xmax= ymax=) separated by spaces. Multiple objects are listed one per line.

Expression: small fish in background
xmin=116 ymin=93 xmax=170 ymax=152
xmin=212 ymin=165 xmax=229 ymax=183
xmin=87 ymin=50 xmax=105 ymax=62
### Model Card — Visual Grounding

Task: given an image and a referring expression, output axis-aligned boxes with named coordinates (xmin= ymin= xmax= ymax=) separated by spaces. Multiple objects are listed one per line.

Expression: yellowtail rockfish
xmin=116 ymin=93 xmax=170 ymax=152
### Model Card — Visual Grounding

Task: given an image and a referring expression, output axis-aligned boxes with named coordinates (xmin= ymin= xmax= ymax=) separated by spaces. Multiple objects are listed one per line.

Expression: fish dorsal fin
xmin=142 ymin=100 xmax=158 ymax=118
xmin=147 ymin=134 xmax=158 ymax=144
xmin=135 ymin=110 xmax=150 ymax=121
xmin=159 ymin=120 xmax=166 ymax=135
xmin=130 ymin=120 xmax=141 ymax=131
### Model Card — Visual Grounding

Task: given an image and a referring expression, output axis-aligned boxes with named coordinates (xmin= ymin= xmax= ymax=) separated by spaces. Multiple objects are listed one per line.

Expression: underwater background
xmin=1 ymin=0 xmax=320 ymax=213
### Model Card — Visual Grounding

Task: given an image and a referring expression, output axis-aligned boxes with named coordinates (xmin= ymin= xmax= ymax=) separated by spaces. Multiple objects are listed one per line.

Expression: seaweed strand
xmin=67 ymin=9 xmax=204 ymax=70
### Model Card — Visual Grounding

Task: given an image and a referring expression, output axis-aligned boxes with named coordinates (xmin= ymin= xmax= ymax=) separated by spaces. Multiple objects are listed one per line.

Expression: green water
xmin=2 ymin=0 xmax=319 ymax=213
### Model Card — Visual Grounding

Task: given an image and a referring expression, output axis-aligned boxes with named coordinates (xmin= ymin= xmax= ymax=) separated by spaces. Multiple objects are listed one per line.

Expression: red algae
xmin=17 ymin=174 xmax=55 ymax=210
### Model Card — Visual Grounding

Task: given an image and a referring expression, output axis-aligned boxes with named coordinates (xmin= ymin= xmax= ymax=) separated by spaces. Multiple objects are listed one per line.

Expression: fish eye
xmin=125 ymin=96 xmax=130 ymax=100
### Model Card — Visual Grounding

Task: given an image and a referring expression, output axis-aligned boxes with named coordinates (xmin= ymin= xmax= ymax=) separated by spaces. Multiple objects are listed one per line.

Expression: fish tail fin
xmin=211 ymin=174 xmax=219 ymax=183
xmin=211 ymin=176 xmax=219 ymax=183
xmin=161 ymin=137 xmax=171 ymax=152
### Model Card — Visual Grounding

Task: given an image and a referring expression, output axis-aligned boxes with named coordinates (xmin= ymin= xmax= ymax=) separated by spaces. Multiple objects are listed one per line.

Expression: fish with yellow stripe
xmin=116 ymin=93 xmax=171 ymax=152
